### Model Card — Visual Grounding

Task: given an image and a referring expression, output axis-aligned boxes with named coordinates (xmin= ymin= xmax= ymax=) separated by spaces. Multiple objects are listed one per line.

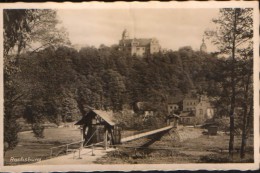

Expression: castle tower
xmin=200 ymin=37 xmax=207 ymax=53
xmin=122 ymin=29 xmax=129 ymax=40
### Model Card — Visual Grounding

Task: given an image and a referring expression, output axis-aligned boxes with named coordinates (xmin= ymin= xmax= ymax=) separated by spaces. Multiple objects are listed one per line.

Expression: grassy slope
xmin=4 ymin=127 xmax=82 ymax=165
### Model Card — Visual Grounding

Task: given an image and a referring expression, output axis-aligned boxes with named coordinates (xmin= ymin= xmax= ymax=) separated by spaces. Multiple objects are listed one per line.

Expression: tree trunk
xmin=240 ymin=74 xmax=250 ymax=159
xmin=229 ymin=9 xmax=238 ymax=159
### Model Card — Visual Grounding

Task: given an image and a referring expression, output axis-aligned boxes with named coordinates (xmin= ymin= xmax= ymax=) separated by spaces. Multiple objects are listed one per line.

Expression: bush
xmin=32 ymin=122 xmax=45 ymax=139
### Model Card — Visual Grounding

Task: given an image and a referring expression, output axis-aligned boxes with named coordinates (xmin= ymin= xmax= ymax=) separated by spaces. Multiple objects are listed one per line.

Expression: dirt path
xmin=177 ymin=126 xmax=203 ymax=142
xmin=26 ymin=147 xmax=114 ymax=165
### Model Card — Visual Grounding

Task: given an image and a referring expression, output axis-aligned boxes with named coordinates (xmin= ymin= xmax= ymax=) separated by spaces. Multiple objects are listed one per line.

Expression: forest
xmin=10 ymin=45 xmax=217 ymax=123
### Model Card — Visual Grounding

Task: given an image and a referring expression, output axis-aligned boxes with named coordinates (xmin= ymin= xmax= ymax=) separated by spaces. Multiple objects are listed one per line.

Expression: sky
xmin=57 ymin=9 xmax=220 ymax=52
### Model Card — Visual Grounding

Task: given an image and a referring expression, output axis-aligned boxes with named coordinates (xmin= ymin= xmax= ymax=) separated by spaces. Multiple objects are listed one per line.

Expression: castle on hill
xmin=118 ymin=29 xmax=161 ymax=57
xmin=119 ymin=29 xmax=207 ymax=56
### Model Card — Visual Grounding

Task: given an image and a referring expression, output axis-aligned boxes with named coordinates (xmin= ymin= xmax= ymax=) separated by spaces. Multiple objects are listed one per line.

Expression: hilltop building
xmin=200 ymin=37 xmax=207 ymax=53
xmin=119 ymin=29 xmax=161 ymax=57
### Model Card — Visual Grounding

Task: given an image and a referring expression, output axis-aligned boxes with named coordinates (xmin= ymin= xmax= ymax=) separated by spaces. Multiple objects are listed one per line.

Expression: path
xmin=177 ymin=126 xmax=203 ymax=142
xmin=27 ymin=147 xmax=114 ymax=165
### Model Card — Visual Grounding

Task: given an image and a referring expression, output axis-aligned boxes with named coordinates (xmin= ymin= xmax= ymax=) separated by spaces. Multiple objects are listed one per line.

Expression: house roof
xmin=167 ymin=114 xmax=180 ymax=119
xmin=180 ymin=111 xmax=195 ymax=117
xmin=75 ymin=109 xmax=115 ymax=126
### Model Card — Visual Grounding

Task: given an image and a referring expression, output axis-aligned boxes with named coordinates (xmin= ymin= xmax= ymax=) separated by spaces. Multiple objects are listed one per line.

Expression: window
xmin=170 ymin=106 xmax=172 ymax=109
xmin=137 ymin=47 xmax=140 ymax=51
xmin=200 ymin=109 xmax=203 ymax=115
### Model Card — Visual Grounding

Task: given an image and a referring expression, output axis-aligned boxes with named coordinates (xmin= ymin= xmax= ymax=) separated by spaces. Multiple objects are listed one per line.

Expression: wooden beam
xmin=121 ymin=125 xmax=174 ymax=143
xmin=104 ymin=128 xmax=108 ymax=150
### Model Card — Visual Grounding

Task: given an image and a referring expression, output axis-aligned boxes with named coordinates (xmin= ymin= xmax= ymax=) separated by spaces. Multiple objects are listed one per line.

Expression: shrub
xmin=32 ymin=122 xmax=45 ymax=139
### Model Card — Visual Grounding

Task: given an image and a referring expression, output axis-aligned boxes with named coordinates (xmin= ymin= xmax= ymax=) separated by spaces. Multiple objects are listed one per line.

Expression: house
xmin=119 ymin=29 xmax=161 ymax=57
xmin=167 ymin=96 xmax=183 ymax=115
xmin=133 ymin=102 xmax=156 ymax=121
xmin=179 ymin=94 xmax=215 ymax=125
xmin=195 ymin=95 xmax=214 ymax=122
xmin=183 ymin=96 xmax=199 ymax=112
xmin=179 ymin=111 xmax=196 ymax=125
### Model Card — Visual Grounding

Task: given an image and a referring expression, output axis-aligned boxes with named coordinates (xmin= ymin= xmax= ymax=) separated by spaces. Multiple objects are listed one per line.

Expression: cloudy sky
xmin=57 ymin=9 xmax=219 ymax=52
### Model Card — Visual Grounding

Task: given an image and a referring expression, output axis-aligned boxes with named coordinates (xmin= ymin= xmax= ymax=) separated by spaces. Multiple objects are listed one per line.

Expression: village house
xmin=169 ymin=93 xmax=214 ymax=125
xmin=182 ymin=96 xmax=199 ymax=112
xmin=195 ymin=95 xmax=214 ymax=121
xmin=179 ymin=111 xmax=196 ymax=125
xmin=167 ymin=96 xmax=183 ymax=115
xmin=119 ymin=29 xmax=161 ymax=57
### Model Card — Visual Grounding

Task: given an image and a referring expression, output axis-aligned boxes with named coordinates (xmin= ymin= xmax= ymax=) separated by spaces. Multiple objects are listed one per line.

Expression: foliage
xmin=32 ymin=122 xmax=45 ymax=139
xmin=4 ymin=9 xmax=70 ymax=55
xmin=4 ymin=9 xmax=70 ymax=152
xmin=205 ymin=8 xmax=253 ymax=158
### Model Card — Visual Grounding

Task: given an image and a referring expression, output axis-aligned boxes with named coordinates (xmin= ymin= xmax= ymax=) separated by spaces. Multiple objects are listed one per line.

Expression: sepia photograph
xmin=1 ymin=1 xmax=259 ymax=171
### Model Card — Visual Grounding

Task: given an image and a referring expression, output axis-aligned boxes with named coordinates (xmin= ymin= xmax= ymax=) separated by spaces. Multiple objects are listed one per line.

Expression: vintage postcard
xmin=0 ymin=1 xmax=259 ymax=172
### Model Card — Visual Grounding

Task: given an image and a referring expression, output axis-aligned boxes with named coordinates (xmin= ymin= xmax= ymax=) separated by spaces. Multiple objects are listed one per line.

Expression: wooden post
xmin=78 ymin=148 xmax=82 ymax=159
xmin=81 ymin=125 xmax=84 ymax=148
xmin=104 ymin=128 xmax=108 ymax=150
xmin=50 ymin=149 xmax=52 ymax=158
xmin=91 ymin=144 xmax=95 ymax=156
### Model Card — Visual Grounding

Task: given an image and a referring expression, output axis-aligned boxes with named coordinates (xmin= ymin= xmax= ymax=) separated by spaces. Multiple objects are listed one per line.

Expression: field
xmin=4 ymin=126 xmax=254 ymax=165
xmin=4 ymin=126 xmax=82 ymax=165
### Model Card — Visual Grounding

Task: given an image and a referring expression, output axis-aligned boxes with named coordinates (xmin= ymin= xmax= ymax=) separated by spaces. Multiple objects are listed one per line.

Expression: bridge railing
xmin=49 ymin=129 xmax=99 ymax=158
xmin=49 ymin=140 xmax=84 ymax=158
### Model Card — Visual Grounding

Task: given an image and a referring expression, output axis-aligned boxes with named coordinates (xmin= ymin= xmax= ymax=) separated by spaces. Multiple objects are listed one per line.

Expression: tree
xmin=206 ymin=8 xmax=253 ymax=158
xmin=4 ymin=9 xmax=70 ymax=152
xmin=4 ymin=9 xmax=70 ymax=55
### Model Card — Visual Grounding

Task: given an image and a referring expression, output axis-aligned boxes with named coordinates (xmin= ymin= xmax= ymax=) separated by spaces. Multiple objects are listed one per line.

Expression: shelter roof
xmin=75 ymin=109 xmax=115 ymax=126
xmin=92 ymin=109 xmax=115 ymax=126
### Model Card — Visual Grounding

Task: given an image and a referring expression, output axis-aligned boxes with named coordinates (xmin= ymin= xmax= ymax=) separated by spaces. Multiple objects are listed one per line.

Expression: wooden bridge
xmin=49 ymin=124 xmax=176 ymax=160
xmin=121 ymin=125 xmax=174 ymax=143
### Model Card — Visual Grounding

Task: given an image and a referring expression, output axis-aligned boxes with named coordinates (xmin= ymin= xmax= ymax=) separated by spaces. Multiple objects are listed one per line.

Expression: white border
xmin=0 ymin=1 xmax=259 ymax=172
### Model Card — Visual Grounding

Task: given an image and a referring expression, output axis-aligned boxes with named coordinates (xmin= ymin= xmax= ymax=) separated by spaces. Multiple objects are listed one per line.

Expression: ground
xmin=4 ymin=126 xmax=82 ymax=165
xmin=95 ymin=126 xmax=254 ymax=164
xmin=4 ymin=125 xmax=254 ymax=165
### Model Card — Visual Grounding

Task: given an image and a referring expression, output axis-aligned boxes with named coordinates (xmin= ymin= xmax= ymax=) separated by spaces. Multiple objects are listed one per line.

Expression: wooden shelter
xmin=75 ymin=109 xmax=121 ymax=149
